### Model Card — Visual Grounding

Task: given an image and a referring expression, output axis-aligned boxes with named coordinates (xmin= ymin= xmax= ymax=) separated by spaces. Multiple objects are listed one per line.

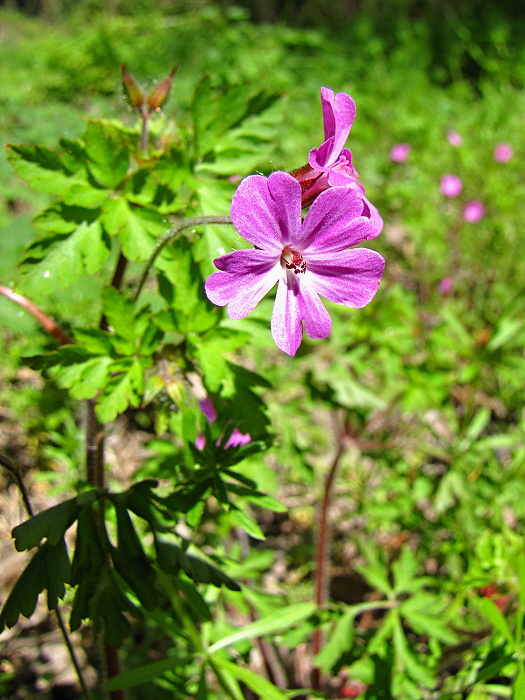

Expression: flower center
xmin=282 ymin=247 xmax=306 ymax=275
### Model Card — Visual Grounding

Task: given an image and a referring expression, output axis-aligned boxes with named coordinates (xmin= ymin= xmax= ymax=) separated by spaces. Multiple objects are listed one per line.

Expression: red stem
xmin=0 ymin=285 xmax=72 ymax=345
xmin=311 ymin=441 xmax=346 ymax=692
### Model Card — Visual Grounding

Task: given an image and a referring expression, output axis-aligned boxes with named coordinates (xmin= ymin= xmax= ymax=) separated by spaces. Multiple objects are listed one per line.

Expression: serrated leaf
xmin=0 ymin=540 xmax=70 ymax=631
xmin=33 ymin=203 xmax=99 ymax=235
xmin=101 ymin=286 xmax=136 ymax=339
xmin=71 ymin=327 xmax=113 ymax=355
xmin=19 ymin=219 xmax=111 ymax=293
xmin=95 ymin=359 xmax=144 ymax=422
xmin=193 ymin=328 xmax=251 ymax=393
xmin=101 ymin=198 xmax=167 ymax=261
xmin=84 ymin=119 xmax=132 ymax=189
xmin=7 ymin=143 xmax=77 ymax=194
xmin=157 ymin=237 xmax=219 ymax=333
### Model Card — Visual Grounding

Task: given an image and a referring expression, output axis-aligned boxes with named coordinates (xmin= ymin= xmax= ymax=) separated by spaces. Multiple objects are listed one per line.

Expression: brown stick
xmin=0 ymin=285 xmax=72 ymax=345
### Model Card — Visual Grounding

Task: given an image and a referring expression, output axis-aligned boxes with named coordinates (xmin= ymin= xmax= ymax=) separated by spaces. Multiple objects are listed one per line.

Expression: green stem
xmin=133 ymin=216 xmax=233 ymax=303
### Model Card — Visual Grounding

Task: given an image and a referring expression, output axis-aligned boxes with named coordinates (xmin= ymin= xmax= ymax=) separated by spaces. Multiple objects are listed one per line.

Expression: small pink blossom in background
xmin=196 ymin=398 xmax=251 ymax=450
xmin=447 ymin=130 xmax=463 ymax=146
xmin=439 ymin=277 xmax=453 ymax=295
xmin=463 ymin=200 xmax=485 ymax=222
xmin=390 ymin=143 xmax=411 ymax=163
xmin=494 ymin=143 xmax=513 ymax=163
xmin=440 ymin=174 xmax=463 ymax=197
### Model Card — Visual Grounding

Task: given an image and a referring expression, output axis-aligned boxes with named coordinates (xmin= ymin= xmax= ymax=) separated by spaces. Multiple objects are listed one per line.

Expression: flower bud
xmin=147 ymin=66 xmax=178 ymax=113
xmin=121 ymin=65 xmax=145 ymax=110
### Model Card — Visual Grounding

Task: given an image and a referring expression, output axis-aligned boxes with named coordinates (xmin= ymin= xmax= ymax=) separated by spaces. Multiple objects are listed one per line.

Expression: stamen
xmin=282 ymin=247 xmax=306 ymax=274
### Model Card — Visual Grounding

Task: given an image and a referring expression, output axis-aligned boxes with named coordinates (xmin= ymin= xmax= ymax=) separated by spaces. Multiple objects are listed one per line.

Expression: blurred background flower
xmin=390 ymin=143 xmax=411 ymax=162
xmin=494 ymin=143 xmax=513 ymax=162
xmin=463 ymin=200 xmax=485 ymax=222
xmin=447 ymin=130 xmax=463 ymax=146
xmin=440 ymin=174 xmax=463 ymax=197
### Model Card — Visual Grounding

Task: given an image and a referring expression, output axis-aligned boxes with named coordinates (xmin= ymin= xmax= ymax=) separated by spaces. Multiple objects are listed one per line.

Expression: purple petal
xmin=320 ymin=87 xmax=337 ymax=140
xmin=297 ymin=276 xmax=332 ymax=340
xmin=230 ymin=172 xmax=302 ymax=251
xmin=309 ymin=89 xmax=356 ymax=171
xmin=298 ymin=187 xmax=372 ymax=252
xmin=213 ymin=248 xmax=279 ymax=275
xmin=271 ymin=274 xmax=303 ymax=356
xmin=308 ymin=249 xmax=385 ymax=308
xmin=199 ymin=398 xmax=217 ymax=423
xmin=224 ymin=428 xmax=251 ymax=449
xmin=360 ymin=197 xmax=383 ymax=240
xmin=205 ymin=258 xmax=279 ymax=320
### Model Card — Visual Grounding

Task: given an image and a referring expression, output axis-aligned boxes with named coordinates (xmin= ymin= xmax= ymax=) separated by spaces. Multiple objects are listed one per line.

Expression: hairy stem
xmin=311 ymin=440 xmax=346 ymax=692
xmin=0 ymin=285 xmax=72 ymax=345
xmin=133 ymin=216 xmax=233 ymax=303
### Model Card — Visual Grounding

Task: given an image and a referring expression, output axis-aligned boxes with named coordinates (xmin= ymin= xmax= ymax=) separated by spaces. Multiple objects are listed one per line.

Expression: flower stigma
xmin=282 ymin=246 xmax=307 ymax=274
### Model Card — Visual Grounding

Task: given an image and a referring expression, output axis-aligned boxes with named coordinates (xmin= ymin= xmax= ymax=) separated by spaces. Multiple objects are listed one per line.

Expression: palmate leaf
xmin=84 ymin=119 xmax=134 ymax=189
xmin=95 ymin=358 xmax=145 ymax=423
xmin=156 ymin=238 xmax=219 ymax=334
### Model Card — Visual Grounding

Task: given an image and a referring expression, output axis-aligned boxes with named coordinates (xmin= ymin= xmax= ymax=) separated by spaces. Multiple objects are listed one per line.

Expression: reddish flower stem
xmin=0 ymin=285 xmax=72 ymax=345
xmin=311 ymin=440 xmax=346 ymax=692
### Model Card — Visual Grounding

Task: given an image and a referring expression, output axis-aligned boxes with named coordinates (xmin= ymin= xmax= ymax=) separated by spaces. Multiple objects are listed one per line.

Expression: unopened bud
xmin=121 ymin=65 xmax=145 ymax=110
xmin=146 ymin=66 xmax=178 ymax=113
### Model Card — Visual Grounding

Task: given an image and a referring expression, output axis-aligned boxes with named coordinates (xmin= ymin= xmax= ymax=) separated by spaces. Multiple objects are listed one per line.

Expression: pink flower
xmin=390 ymin=143 xmax=411 ymax=163
xmin=205 ymin=171 xmax=384 ymax=356
xmin=447 ymin=130 xmax=463 ymax=146
xmin=440 ymin=174 xmax=463 ymax=198
xmin=494 ymin=143 xmax=513 ymax=163
xmin=196 ymin=398 xmax=251 ymax=450
xmin=463 ymin=200 xmax=485 ymax=222
xmin=292 ymin=87 xmax=364 ymax=206
xmin=439 ymin=277 xmax=453 ymax=295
